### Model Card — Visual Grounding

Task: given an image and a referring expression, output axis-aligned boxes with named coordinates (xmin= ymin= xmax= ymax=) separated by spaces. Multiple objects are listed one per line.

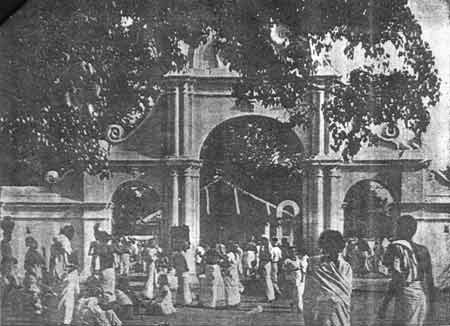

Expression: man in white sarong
xmin=270 ymin=237 xmax=283 ymax=297
xmin=223 ymin=244 xmax=241 ymax=307
xmin=259 ymin=237 xmax=275 ymax=302
xmin=199 ymin=246 xmax=226 ymax=308
xmin=143 ymin=239 xmax=159 ymax=300
xmin=381 ymin=215 xmax=434 ymax=326
xmin=48 ymin=225 xmax=80 ymax=326
xmin=282 ymin=247 xmax=308 ymax=312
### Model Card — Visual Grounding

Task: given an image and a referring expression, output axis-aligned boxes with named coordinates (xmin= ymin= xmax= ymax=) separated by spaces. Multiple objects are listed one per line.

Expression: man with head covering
xmin=380 ymin=215 xmax=434 ymax=326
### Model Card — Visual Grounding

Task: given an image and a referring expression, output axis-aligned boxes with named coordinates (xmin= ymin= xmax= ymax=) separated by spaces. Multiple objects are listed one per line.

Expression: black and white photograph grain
xmin=0 ymin=1 xmax=449 ymax=325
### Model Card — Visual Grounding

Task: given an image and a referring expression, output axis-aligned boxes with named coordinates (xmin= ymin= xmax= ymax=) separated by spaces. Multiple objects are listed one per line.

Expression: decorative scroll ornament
xmin=45 ymin=170 xmax=60 ymax=184
xmin=276 ymin=200 xmax=300 ymax=220
xmin=381 ymin=123 xmax=400 ymax=139
xmin=106 ymin=124 xmax=125 ymax=143
xmin=44 ymin=169 xmax=75 ymax=184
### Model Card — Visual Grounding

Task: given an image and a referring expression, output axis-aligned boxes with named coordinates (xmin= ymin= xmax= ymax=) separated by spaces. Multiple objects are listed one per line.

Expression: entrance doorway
xmin=199 ymin=116 xmax=304 ymax=246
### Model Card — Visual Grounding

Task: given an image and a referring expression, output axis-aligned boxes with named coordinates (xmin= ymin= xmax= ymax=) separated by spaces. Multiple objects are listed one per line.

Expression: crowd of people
xmin=0 ymin=214 xmax=436 ymax=326
xmin=192 ymin=236 xmax=309 ymax=311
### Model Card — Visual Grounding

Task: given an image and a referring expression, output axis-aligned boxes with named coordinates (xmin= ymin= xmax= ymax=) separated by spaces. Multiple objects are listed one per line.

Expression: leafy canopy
xmin=0 ymin=0 xmax=440 ymax=181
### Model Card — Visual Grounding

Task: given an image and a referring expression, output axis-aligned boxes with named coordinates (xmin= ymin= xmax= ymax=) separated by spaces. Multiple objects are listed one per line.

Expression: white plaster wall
xmin=409 ymin=0 xmax=450 ymax=171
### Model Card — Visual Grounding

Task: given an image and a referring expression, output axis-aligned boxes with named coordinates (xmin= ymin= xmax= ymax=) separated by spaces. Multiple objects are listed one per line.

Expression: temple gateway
xmin=1 ymin=1 xmax=450 ymax=286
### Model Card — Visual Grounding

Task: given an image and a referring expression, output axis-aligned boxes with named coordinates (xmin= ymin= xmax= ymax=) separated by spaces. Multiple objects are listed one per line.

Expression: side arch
xmin=343 ymin=179 xmax=397 ymax=239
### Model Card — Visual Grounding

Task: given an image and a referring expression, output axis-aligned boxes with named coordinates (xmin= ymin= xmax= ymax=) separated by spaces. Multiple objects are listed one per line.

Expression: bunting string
xmin=233 ymin=187 xmax=240 ymax=215
xmin=205 ymin=187 xmax=211 ymax=215
xmin=201 ymin=176 xmax=295 ymax=217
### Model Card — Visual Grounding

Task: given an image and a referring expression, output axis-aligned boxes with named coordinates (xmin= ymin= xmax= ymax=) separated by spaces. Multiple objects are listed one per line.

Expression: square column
xmin=328 ymin=168 xmax=345 ymax=233
xmin=169 ymin=168 xmax=180 ymax=227
xmin=181 ymin=164 xmax=201 ymax=247
xmin=309 ymin=167 xmax=325 ymax=254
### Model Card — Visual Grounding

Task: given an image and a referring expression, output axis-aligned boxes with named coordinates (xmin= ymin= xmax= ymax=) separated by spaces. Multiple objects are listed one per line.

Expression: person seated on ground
xmin=114 ymin=277 xmax=134 ymax=320
xmin=146 ymin=274 xmax=176 ymax=315
xmin=74 ymin=285 xmax=122 ymax=326
xmin=1 ymin=257 xmax=23 ymax=309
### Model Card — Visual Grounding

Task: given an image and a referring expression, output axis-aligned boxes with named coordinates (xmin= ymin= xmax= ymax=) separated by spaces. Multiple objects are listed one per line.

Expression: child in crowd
xmin=74 ymin=284 xmax=122 ymax=326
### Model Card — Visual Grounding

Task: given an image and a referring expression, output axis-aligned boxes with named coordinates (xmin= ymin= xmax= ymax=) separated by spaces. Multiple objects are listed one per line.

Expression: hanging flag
xmin=266 ymin=202 xmax=271 ymax=216
xmin=205 ymin=186 xmax=211 ymax=215
xmin=234 ymin=187 xmax=241 ymax=215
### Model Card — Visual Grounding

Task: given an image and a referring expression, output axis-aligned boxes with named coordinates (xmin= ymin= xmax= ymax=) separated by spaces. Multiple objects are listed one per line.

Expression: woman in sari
xmin=48 ymin=225 xmax=80 ymax=326
xmin=199 ymin=245 xmax=226 ymax=308
xmin=380 ymin=215 xmax=434 ymax=326
xmin=303 ymin=230 xmax=352 ymax=326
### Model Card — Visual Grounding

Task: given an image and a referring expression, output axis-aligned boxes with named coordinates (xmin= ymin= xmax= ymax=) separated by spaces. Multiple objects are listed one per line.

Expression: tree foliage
xmin=0 ymin=0 xmax=440 ymax=181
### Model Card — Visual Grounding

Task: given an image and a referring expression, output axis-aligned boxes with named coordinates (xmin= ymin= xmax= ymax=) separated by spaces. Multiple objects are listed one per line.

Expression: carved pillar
xmin=310 ymin=167 xmax=325 ymax=253
xmin=181 ymin=83 xmax=194 ymax=156
xmin=312 ymin=88 xmax=329 ymax=156
xmin=328 ymin=167 xmax=345 ymax=233
xmin=181 ymin=164 xmax=201 ymax=247
xmin=301 ymin=170 xmax=311 ymax=252
xmin=174 ymin=85 xmax=181 ymax=156
xmin=176 ymin=162 xmax=201 ymax=273
xmin=169 ymin=169 xmax=180 ymax=227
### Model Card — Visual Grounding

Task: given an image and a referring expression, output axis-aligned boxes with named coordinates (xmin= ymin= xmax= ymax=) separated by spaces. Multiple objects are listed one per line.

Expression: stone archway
xmin=343 ymin=180 xmax=396 ymax=240
xmin=198 ymin=115 xmax=304 ymax=245
xmin=111 ymin=180 xmax=162 ymax=237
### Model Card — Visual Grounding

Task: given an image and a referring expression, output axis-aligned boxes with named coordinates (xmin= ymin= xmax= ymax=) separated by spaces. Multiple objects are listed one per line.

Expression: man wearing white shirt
xmin=271 ymin=237 xmax=283 ymax=297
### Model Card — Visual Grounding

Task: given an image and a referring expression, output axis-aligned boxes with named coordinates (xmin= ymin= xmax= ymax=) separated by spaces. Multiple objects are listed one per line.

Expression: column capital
xmin=169 ymin=169 xmax=179 ymax=177
xmin=164 ymin=157 xmax=202 ymax=170
xmin=311 ymin=166 xmax=325 ymax=178
xmin=183 ymin=165 xmax=200 ymax=178
xmin=328 ymin=167 xmax=342 ymax=178
xmin=129 ymin=167 xmax=145 ymax=179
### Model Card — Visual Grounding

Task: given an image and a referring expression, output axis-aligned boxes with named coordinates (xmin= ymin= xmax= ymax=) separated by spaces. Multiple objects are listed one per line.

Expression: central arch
xmin=199 ymin=115 xmax=304 ymax=246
